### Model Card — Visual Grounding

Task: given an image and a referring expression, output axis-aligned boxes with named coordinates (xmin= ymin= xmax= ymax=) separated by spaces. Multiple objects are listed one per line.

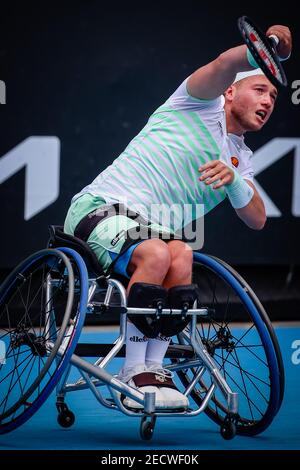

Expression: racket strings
xmin=245 ymin=22 xmax=283 ymax=82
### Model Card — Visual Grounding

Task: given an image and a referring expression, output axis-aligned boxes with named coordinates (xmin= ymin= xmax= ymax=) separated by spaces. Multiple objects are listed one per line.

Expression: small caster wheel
xmin=57 ymin=410 xmax=75 ymax=428
xmin=140 ymin=420 xmax=154 ymax=441
xmin=220 ymin=420 xmax=236 ymax=440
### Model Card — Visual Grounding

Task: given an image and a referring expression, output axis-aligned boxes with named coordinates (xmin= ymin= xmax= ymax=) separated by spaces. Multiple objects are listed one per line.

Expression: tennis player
xmin=64 ymin=24 xmax=292 ymax=409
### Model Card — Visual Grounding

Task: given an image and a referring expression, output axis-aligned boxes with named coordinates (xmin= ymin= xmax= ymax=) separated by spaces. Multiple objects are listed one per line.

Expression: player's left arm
xmin=235 ymin=180 xmax=266 ymax=230
xmin=199 ymin=160 xmax=266 ymax=230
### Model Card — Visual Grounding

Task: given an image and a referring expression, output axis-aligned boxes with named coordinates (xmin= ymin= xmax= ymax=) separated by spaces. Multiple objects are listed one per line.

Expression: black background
xmin=0 ymin=0 xmax=299 ymax=268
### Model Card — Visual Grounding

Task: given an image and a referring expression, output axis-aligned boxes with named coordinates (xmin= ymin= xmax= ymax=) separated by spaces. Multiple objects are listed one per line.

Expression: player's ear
xmin=224 ymin=85 xmax=236 ymax=103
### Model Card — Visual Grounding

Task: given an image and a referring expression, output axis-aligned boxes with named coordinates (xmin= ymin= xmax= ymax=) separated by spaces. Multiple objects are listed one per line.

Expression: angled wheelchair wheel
xmin=0 ymin=248 xmax=88 ymax=434
xmin=175 ymin=252 xmax=284 ymax=436
xmin=209 ymin=254 xmax=284 ymax=412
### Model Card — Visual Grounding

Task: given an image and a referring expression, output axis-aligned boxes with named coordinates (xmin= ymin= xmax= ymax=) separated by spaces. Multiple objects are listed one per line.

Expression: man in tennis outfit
xmin=64 ymin=24 xmax=292 ymax=409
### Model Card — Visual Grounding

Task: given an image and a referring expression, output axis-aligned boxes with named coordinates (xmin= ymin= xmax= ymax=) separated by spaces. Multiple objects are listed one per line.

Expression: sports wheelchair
xmin=0 ymin=225 xmax=284 ymax=441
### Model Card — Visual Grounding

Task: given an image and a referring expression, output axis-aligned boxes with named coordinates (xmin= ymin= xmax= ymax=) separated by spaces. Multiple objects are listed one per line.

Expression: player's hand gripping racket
xmin=238 ymin=16 xmax=288 ymax=88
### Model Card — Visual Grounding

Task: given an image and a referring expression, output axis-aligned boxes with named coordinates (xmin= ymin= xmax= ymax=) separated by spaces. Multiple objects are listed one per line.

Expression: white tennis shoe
xmin=117 ymin=363 xmax=189 ymax=410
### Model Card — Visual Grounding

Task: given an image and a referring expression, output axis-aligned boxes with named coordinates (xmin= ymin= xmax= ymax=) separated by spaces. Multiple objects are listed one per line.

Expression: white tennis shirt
xmin=73 ymin=77 xmax=254 ymax=232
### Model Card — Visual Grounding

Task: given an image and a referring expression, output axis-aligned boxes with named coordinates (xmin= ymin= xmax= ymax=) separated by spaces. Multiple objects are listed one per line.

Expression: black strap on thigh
xmin=74 ymin=202 xmax=150 ymax=242
xmin=73 ymin=200 xmax=183 ymax=277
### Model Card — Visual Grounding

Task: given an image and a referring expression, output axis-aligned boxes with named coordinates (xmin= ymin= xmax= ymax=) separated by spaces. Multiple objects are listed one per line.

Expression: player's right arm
xmin=187 ymin=45 xmax=252 ymax=100
xmin=187 ymin=25 xmax=292 ymax=100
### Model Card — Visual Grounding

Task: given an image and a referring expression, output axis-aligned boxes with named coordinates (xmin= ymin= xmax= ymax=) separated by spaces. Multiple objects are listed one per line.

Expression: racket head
xmin=238 ymin=15 xmax=287 ymax=88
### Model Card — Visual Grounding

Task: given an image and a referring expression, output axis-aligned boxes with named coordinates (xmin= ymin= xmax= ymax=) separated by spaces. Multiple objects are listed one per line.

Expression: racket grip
xmin=268 ymin=34 xmax=291 ymax=61
xmin=269 ymin=34 xmax=279 ymax=46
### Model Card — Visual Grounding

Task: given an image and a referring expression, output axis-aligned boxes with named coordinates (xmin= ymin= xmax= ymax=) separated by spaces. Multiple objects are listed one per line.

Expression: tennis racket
xmin=238 ymin=15 xmax=288 ymax=88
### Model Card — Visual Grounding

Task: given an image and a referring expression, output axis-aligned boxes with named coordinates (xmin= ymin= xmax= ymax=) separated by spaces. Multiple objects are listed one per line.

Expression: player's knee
xmin=179 ymin=244 xmax=193 ymax=265
xmin=170 ymin=245 xmax=193 ymax=279
xmin=132 ymin=240 xmax=171 ymax=275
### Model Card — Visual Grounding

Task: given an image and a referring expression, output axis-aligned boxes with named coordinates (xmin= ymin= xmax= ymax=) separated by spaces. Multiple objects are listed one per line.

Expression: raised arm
xmin=187 ymin=45 xmax=251 ymax=100
xmin=187 ymin=25 xmax=292 ymax=100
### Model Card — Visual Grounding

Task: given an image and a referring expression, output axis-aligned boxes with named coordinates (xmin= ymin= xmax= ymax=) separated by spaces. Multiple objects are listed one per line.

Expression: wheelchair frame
xmin=53 ymin=270 xmax=238 ymax=434
xmin=0 ymin=228 xmax=284 ymax=441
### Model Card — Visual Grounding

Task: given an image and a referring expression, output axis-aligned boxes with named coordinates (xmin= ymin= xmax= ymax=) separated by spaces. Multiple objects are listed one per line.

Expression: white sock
xmin=122 ymin=321 xmax=148 ymax=370
xmin=145 ymin=334 xmax=171 ymax=368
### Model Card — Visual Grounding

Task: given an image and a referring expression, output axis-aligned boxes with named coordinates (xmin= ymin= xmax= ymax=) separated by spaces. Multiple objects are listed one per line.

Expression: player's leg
xmin=120 ymin=238 xmax=171 ymax=376
xmin=142 ymin=241 xmax=197 ymax=408
xmin=126 ymin=238 xmax=171 ymax=291
xmin=144 ymin=240 xmax=193 ymax=368
xmin=124 ymin=240 xmax=196 ymax=409
xmin=162 ymin=240 xmax=193 ymax=288
xmin=160 ymin=240 xmax=199 ymax=337
xmin=119 ymin=239 xmax=180 ymax=408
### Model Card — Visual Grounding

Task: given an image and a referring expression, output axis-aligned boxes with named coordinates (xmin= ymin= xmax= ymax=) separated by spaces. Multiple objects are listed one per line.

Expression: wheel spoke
xmin=213 ymin=354 xmax=264 ymax=418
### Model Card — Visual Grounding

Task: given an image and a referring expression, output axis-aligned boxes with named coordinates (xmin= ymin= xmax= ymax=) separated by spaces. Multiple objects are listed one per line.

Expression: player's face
xmin=231 ymin=76 xmax=278 ymax=132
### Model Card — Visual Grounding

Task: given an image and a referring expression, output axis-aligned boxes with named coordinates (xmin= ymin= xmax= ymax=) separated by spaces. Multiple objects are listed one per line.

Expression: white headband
xmin=233 ymin=69 xmax=265 ymax=84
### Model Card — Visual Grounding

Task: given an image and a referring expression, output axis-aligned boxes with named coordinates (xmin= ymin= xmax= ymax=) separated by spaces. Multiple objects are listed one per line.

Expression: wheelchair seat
xmin=47 ymin=225 xmax=130 ymax=287
xmin=48 ymin=225 xmax=106 ymax=277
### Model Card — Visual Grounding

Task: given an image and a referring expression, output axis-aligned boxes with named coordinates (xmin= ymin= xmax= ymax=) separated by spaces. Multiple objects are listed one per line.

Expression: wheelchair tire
xmin=0 ymin=248 xmax=88 ymax=434
xmin=208 ymin=254 xmax=284 ymax=412
xmin=175 ymin=252 xmax=284 ymax=436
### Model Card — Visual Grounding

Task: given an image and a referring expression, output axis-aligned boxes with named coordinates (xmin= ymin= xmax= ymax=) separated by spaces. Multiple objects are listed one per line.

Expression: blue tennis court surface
xmin=0 ymin=325 xmax=299 ymax=450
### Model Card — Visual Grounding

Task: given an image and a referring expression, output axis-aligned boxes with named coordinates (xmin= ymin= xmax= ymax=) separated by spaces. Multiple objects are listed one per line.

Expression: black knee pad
xmin=127 ymin=282 xmax=168 ymax=338
xmin=160 ymin=284 xmax=200 ymax=337
xmin=168 ymin=284 xmax=200 ymax=309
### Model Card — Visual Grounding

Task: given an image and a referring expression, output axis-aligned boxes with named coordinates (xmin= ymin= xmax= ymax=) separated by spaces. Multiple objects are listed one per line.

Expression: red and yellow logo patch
xmin=231 ymin=156 xmax=239 ymax=168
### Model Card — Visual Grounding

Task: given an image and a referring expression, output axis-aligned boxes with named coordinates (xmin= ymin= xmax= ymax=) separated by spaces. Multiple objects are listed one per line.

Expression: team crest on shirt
xmin=231 ymin=156 xmax=239 ymax=168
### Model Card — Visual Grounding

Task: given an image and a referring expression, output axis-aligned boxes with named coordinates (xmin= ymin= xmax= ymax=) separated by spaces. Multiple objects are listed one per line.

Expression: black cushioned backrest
xmin=48 ymin=225 xmax=105 ymax=277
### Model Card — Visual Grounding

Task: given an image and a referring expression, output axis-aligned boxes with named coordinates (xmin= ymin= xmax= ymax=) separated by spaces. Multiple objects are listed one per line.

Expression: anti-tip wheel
xmin=57 ymin=410 xmax=75 ymax=428
xmin=140 ymin=420 xmax=154 ymax=440
xmin=220 ymin=420 xmax=236 ymax=440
